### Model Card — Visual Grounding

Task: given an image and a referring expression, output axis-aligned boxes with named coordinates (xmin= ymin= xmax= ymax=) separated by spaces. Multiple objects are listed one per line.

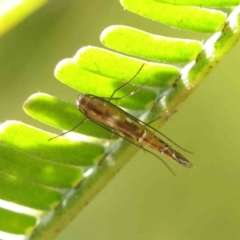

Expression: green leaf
xmin=54 ymin=50 xmax=180 ymax=109
xmin=0 ymin=144 xmax=83 ymax=188
xmin=101 ymin=26 xmax=202 ymax=63
xmin=0 ymin=0 xmax=47 ymax=36
xmin=24 ymin=93 xmax=112 ymax=139
xmin=0 ymin=172 xmax=61 ymax=210
xmin=154 ymin=0 xmax=240 ymax=7
xmin=0 ymin=207 xmax=36 ymax=234
xmin=75 ymin=46 xmax=180 ymax=84
xmin=121 ymin=0 xmax=227 ymax=32
xmin=0 ymin=121 xmax=104 ymax=166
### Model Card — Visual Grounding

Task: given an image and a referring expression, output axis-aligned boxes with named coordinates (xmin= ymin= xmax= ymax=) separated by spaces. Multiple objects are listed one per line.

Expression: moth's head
xmin=76 ymin=93 xmax=85 ymax=108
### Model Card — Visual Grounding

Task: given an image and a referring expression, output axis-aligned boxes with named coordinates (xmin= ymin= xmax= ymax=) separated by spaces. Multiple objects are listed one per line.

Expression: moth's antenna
xmin=109 ymin=63 xmax=145 ymax=100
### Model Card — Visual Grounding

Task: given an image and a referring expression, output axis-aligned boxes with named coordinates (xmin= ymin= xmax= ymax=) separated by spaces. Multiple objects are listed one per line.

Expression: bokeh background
xmin=1 ymin=0 xmax=240 ymax=239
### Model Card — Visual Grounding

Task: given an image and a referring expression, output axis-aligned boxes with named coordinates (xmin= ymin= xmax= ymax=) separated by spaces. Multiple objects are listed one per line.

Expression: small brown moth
xmin=51 ymin=63 xmax=192 ymax=171
xmin=76 ymin=93 xmax=192 ymax=169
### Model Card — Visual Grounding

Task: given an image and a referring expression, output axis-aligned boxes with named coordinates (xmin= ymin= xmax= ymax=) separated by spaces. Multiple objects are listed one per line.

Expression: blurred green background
xmin=1 ymin=0 xmax=240 ymax=239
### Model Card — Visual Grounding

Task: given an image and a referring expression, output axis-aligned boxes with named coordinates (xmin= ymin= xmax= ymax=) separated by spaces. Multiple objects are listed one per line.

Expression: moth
xmin=51 ymin=63 xmax=192 ymax=172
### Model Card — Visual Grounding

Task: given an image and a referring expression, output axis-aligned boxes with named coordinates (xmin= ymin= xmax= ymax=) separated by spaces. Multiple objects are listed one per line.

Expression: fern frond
xmin=0 ymin=1 xmax=239 ymax=239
